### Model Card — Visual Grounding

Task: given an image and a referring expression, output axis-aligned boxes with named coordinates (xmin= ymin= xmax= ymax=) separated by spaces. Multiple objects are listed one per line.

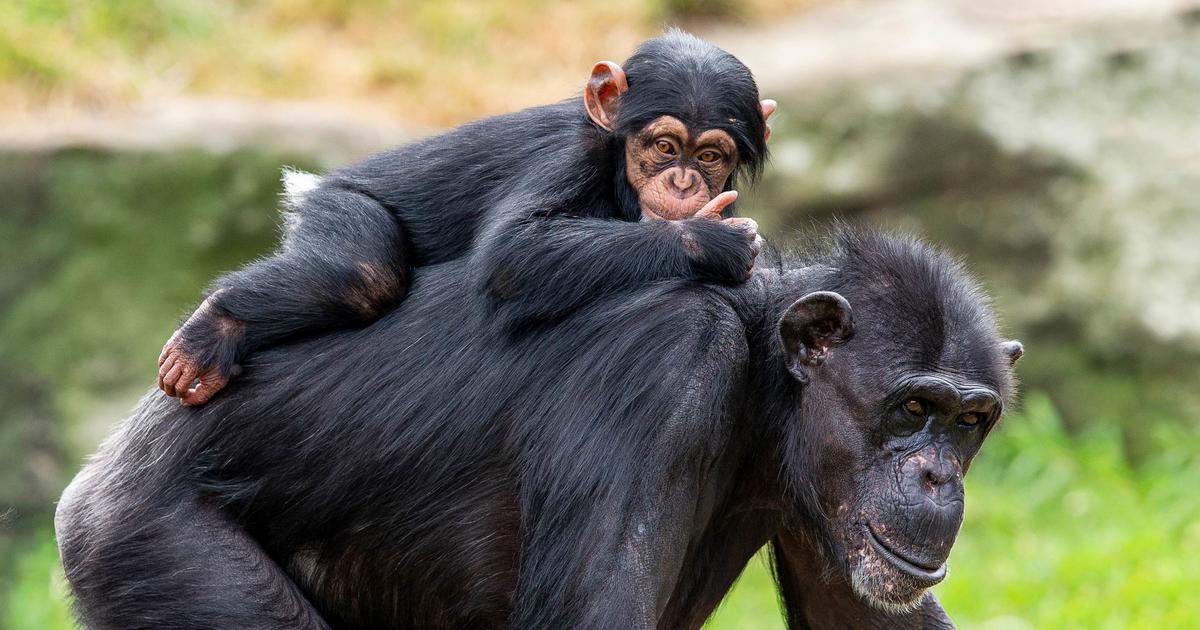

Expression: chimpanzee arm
xmin=510 ymin=295 xmax=748 ymax=627
xmin=477 ymin=212 xmax=757 ymax=327
xmin=158 ymin=179 xmax=409 ymax=405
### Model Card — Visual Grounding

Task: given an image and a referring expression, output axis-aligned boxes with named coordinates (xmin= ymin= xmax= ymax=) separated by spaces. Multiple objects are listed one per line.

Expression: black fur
xmin=184 ymin=30 xmax=768 ymax=382
xmin=57 ymin=227 xmax=1015 ymax=629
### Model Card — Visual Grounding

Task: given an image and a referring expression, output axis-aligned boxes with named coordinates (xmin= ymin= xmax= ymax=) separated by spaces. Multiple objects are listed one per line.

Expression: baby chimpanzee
xmin=158 ymin=30 xmax=774 ymax=406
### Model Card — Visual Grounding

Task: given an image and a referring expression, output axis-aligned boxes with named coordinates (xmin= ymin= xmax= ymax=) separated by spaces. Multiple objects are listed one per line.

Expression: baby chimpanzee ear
xmin=760 ymin=99 xmax=777 ymax=142
xmin=585 ymin=61 xmax=629 ymax=131
xmin=778 ymin=291 xmax=854 ymax=384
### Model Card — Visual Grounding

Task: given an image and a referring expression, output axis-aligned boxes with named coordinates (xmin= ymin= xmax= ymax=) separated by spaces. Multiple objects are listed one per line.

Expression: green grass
xmin=5 ymin=531 xmax=74 ymax=630
xmin=9 ymin=394 xmax=1197 ymax=629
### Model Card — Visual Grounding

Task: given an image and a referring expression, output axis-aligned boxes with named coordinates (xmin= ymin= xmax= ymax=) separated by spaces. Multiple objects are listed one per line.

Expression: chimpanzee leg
xmin=158 ymin=179 xmax=409 ymax=405
xmin=57 ymin=474 xmax=328 ymax=630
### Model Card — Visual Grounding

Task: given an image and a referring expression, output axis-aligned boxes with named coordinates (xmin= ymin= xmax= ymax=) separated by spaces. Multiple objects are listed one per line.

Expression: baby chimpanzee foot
xmin=157 ymin=294 xmax=244 ymax=407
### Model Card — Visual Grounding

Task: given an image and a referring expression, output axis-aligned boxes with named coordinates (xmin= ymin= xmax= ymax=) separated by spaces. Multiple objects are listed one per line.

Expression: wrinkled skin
xmin=622 ymin=115 xmax=764 ymax=278
xmin=624 ymin=116 xmax=738 ymax=221
xmin=831 ymin=384 xmax=999 ymax=609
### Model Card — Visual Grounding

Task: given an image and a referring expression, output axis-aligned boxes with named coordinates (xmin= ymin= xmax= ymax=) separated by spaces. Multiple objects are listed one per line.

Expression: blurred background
xmin=2 ymin=1 xmax=1198 ymax=628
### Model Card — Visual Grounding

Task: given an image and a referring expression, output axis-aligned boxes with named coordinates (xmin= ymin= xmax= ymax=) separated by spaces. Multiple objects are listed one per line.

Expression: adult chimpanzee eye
xmin=655 ymin=139 xmax=677 ymax=156
xmin=902 ymin=398 xmax=926 ymax=416
xmin=958 ymin=412 xmax=983 ymax=428
xmin=697 ymin=150 xmax=721 ymax=163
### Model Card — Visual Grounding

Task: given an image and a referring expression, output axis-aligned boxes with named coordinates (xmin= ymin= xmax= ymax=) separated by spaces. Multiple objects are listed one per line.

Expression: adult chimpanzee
xmin=57 ymin=227 xmax=1022 ymax=629
xmin=156 ymin=29 xmax=773 ymax=406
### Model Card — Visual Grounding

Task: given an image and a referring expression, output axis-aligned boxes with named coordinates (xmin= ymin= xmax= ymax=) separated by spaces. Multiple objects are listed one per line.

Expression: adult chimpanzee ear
xmin=584 ymin=61 xmax=628 ymax=131
xmin=778 ymin=291 xmax=854 ymax=384
xmin=1001 ymin=340 xmax=1024 ymax=365
xmin=760 ymin=99 xmax=777 ymax=142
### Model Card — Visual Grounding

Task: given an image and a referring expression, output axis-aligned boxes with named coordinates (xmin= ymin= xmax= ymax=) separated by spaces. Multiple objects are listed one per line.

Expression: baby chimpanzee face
xmin=581 ymin=44 xmax=773 ymax=223
xmin=624 ymin=116 xmax=738 ymax=221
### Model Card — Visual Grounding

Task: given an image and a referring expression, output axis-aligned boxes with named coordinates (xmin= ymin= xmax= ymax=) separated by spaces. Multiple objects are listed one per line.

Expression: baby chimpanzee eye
xmin=902 ymin=398 xmax=926 ymax=416
xmin=655 ymin=139 xmax=677 ymax=156
xmin=697 ymin=150 xmax=721 ymax=163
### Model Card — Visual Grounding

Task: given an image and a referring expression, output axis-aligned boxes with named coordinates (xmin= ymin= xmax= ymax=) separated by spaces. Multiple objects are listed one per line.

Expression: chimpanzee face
xmin=777 ymin=286 xmax=1021 ymax=612
xmin=581 ymin=48 xmax=772 ymax=222
xmin=831 ymin=372 xmax=1001 ymax=611
xmin=623 ymin=116 xmax=738 ymax=220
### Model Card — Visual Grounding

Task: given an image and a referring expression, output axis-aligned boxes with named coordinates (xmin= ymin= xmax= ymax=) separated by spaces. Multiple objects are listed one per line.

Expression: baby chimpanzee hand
xmin=720 ymin=217 xmax=763 ymax=279
xmin=677 ymin=191 xmax=763 ymax=283
xmin=691 ymin=190 xmax=763 ymax=280
xmin=157 ymin=292 xmax=243 ymax=406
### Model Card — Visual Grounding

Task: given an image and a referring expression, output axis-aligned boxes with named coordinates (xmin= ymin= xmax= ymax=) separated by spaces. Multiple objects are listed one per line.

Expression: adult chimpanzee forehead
xmin=810 ymin=229 xmax=1016 ymax=401
xmin=615 ymin=30 xmax=767 ymax=172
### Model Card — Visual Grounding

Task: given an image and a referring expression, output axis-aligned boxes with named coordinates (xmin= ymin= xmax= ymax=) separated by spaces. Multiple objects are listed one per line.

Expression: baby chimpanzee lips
xmin=864 ymin=524 xmax=948 ymax=584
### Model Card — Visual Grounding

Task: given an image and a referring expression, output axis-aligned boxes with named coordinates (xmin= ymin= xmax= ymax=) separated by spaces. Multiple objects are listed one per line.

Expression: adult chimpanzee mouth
xmin=864 ymin=524 xmax=948 ymax=584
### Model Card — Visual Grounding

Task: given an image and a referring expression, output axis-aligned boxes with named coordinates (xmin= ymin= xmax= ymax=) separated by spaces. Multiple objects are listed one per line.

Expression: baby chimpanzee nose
xmin=667 ymin=168 xmax=700 ymax=196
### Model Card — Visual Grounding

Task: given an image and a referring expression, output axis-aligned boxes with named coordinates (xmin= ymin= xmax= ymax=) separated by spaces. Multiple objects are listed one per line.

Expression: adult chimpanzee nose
xmin=923 ymin=458 xmax=955 ymax=489
xmin=892 ymin=446 xmax=966 ymax=566
xmin=901 ymin=447 xmax=962 ymax=507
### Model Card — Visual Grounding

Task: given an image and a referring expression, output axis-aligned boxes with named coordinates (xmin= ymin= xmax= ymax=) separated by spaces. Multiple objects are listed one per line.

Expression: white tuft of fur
xmin=281 ymin=167 xmax=322 ymax=210
xmin=850 ymin=562 xmax=932 ymax=615
xmin=286 ymin=548 xmax=324 ymax=589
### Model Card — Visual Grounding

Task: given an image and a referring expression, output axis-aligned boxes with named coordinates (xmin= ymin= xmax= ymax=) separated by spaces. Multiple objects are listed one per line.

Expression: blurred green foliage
xmin=6 ymin=530 xmax=73 ymax=630
xmin=0 ymin=150 xmax=294 ymax=393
